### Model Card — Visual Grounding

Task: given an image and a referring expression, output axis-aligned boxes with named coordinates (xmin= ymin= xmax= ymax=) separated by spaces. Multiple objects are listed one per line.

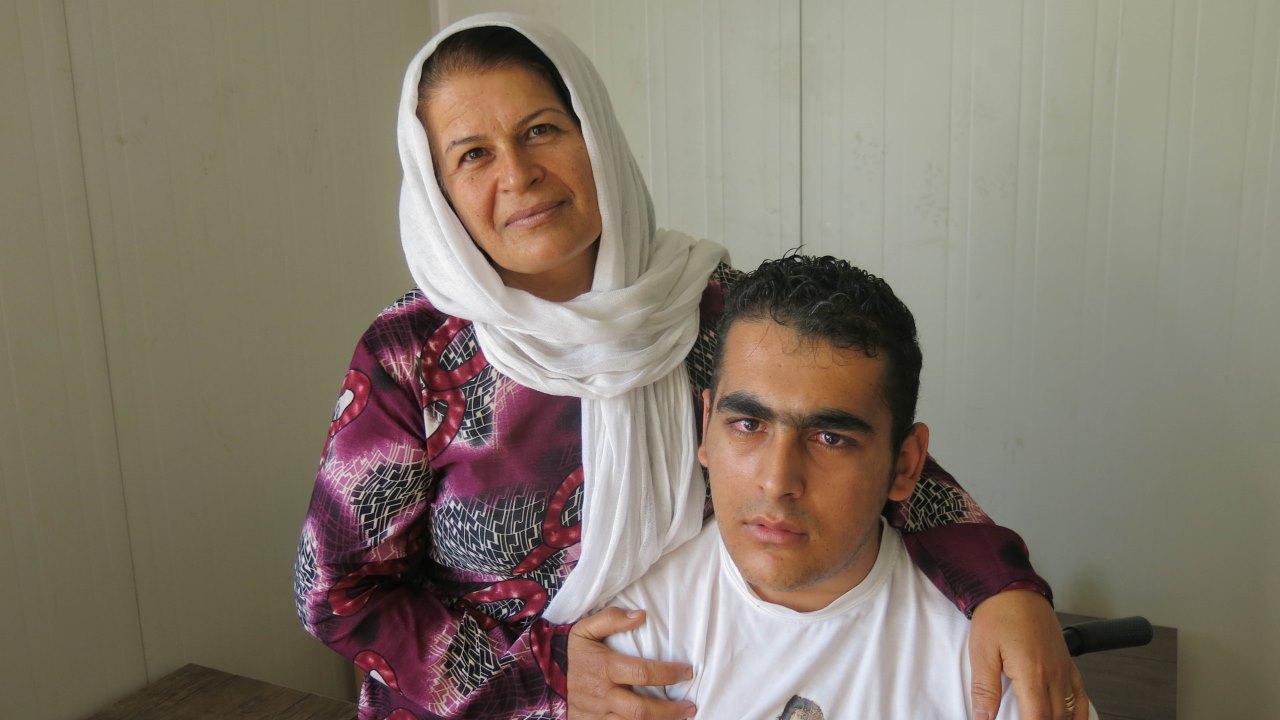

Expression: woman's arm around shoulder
xmin=887 ymin=455 xmax=1087 ymax=720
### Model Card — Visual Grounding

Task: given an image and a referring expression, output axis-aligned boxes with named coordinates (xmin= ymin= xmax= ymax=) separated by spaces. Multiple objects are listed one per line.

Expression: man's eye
xmin=816 ymin=431 xmax=847 ymax=447
xmin=731 ymin=418 xmax=761 ymax=433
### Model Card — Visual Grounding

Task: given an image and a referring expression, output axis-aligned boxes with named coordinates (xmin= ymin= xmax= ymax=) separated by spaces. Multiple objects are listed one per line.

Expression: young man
xmin=606 ymin=256 xmax=1092 ymax=719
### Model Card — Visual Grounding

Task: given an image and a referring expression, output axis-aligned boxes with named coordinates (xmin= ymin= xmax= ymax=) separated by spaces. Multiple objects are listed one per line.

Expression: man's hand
xmin=568 ymin=607 xmax=696 ymax=720
xmin=969 ymin=590 xmax=1088 ymax=720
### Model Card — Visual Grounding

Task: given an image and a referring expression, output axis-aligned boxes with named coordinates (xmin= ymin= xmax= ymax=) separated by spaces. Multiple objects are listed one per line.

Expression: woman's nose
xmin=496 ymin=148 xmax=543 ymax=190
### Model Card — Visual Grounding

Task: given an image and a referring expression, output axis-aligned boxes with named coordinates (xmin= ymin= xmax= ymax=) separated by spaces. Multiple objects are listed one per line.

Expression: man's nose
xmin=758 ymin=436 xmax=805 ymax=499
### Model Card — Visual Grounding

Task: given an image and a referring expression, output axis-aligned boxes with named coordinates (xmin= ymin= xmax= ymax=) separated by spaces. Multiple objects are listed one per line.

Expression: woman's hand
xmin=969 ymin=590 xmax=1089 ymax=720
xmin=568 ymin=608 xmax=696 ymax=720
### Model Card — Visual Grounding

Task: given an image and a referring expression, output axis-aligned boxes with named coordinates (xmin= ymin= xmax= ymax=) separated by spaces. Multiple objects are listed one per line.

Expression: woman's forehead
xmin=421 ymin=67 xmax=572 ymax=143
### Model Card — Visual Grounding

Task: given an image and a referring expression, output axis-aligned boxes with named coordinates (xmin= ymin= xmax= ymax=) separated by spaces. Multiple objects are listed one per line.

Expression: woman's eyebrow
xmin=518 ymin=107 xmax=572 ymax=126
xmin=445 ymin=134 xmax=484 ymax=154
xmin=443 ymin=107 xmax=571 ymax=154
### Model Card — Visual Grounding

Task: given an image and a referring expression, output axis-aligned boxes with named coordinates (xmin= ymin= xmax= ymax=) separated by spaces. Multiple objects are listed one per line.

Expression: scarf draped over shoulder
xmin=397 ymin=12 xmax=728 ymax=623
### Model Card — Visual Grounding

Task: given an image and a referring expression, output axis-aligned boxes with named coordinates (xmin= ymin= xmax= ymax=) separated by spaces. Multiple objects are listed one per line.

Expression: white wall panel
xmin=0 ymin=1 xmax=145 ymax=718
xmin=804 ymin=1 xmax=1280 ymax=716
xmin=63 ymin=0 xmax=431 ymax=701
xmin=801 ymin=0 xmax=889 ymax=262
xmin=438 ymin=0 xmax=801 ymax=267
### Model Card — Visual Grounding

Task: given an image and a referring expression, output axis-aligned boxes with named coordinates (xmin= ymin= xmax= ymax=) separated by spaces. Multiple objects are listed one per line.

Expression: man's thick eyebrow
xmin=714 ymin=391 xmax=774 ymax=421
xmin=715 ymin=391 xmax=876 ymax=435
xmin=444 ymin=107 xmax=571 ymax=154
xmin=803 ymin=409 xmax=875 ymax=435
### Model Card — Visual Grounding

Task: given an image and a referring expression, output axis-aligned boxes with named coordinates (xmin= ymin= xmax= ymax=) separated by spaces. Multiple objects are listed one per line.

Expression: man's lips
xmin=744 ymin=516 xmax=807 ymax=544
xmin=505 ymin=200 xmax=564 ymax=228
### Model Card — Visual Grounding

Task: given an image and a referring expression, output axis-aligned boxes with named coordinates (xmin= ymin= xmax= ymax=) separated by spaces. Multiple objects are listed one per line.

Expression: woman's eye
xmin=528 ymin=123 xmax=557 ymax=138
xmin=460 ymin=147 xmax=486 ymax=163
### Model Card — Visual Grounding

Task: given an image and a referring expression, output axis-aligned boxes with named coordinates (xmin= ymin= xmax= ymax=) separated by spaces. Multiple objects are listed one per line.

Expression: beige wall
xmin=65 ymin=0 xmax=434 ymax=699
xmin=2 ymin=0 xmax=430 ymax=716
xmin=4 ymin=0 xmax=1278 ymax=718
xmin=1 ymin=1 xmax=145 ymax=717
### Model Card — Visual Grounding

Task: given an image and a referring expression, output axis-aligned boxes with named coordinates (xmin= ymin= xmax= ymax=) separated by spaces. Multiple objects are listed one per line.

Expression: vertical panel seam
xmin=1006 ymin=0 xmax=1025 ymax=446
xmin=1266 ymin=4 xmax=1280 ymax=263
xmin=1228 ymin=0 xmax=1265 ymax=353
xmin=1178 ymin=0 xmax=1205 ymax=288
xmin=1155 ymin=1 xmax=1180 ymax=288
xmin=60 ymin=0 xmax=150 ymax=680
xmin=1030 ymin=0 xmax=1049 ymax=387
xmin=1260 ymin=3 xmax=1280 ymax=347
xmin=963 ymin=0 xmax=977 ymax=388
xmin=1103 ymin=1 xmax=1126 ymax=329
xmin=796 ymin=0 xmax=803 ymax=251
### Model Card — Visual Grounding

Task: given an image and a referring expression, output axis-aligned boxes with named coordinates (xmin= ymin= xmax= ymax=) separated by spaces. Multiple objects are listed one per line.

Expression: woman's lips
xmin=505 ymin=200 xmax=564 ymax=228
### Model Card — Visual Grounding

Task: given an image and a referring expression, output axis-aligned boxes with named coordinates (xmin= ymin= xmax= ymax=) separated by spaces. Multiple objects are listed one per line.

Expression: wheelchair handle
xmin=1062 ymin=616 xmax=1154 ymax=657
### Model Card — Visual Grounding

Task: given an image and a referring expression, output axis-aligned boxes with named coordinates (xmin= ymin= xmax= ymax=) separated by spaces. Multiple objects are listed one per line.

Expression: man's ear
xmin=697 ymin=388 xmax=712 ymax=468
xmin=888 ymin=422 xmax=929 ymax=502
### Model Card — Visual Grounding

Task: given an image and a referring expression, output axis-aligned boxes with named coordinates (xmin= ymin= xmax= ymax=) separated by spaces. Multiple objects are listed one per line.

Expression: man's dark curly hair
xmin=713 ymin=254 xmax=923 ymax=450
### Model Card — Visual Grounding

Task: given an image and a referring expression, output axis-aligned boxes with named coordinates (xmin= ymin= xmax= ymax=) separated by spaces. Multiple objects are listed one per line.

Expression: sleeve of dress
xmin=885 ymin=455 xmax=1053 ymax=617
xmin=294 ymin=335 xmax=571 ymax=718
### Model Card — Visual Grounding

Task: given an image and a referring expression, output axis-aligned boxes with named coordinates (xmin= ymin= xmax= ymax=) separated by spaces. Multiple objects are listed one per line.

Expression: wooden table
xmin=84 ymin=664 xmax=355 ymax=720
xmin=1058 ymin=612 xmax=1178 ymax=720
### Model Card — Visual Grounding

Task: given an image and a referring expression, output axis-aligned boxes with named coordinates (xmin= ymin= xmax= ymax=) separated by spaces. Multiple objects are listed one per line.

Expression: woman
xmin=296 ymin=13 xmax=1083 ymax=720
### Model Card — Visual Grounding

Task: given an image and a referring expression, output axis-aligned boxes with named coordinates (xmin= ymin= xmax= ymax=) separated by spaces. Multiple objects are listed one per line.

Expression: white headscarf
xmin=398 ymin=13 xmax=728 ymax=623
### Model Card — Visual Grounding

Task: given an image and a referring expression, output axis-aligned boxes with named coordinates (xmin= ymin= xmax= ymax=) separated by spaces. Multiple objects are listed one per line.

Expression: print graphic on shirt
xmin=441 ymin=614 xmax=507 ymax=696
xmin=321 ymin=368 xmax=371 ymax=467
xmin=454 ymin=467 xmax=585 ymax=629
xmin=896 ymin=471 xmax=990 ymax=532
xmin=512 ymin=467 xmax=583 ymax=574
xmin=778 ymin=695 xmax=825 ymax=720
xmin=354 ymin=649 xmax=401 ymax=690
xmin=293 ymin=524 xmax=320 ymax=631
xmin=328 ymin=559 xmax=411 ymax=617
xmin=421 ymin=318 xmax=492 ymax=460
xmin=350 ymin=445 xmax=432 ymax=547
xmin=429 ymin=479 xmax=581 ymax=611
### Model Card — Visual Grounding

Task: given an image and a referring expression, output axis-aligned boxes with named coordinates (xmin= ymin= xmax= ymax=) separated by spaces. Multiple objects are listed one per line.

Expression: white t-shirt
xmin=607 ymin=519 xmax=1048 ymax=719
